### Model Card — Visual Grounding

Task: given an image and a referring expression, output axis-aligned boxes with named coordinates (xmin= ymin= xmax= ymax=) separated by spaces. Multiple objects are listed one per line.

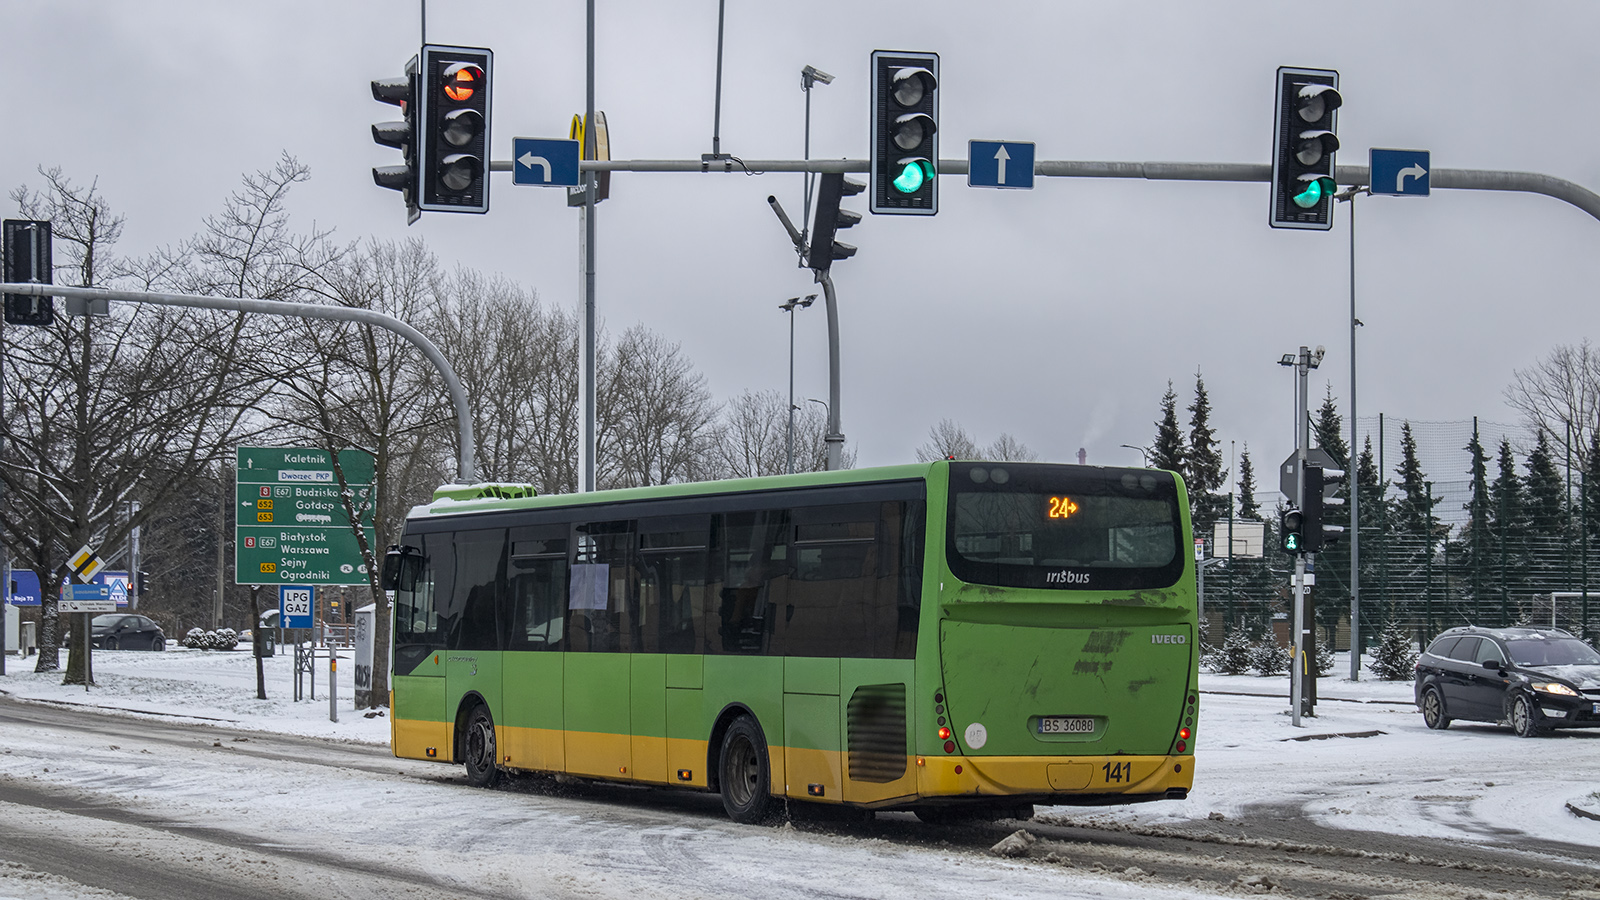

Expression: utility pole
xmin=1280 ymin=345 xmax=1323 ymax=725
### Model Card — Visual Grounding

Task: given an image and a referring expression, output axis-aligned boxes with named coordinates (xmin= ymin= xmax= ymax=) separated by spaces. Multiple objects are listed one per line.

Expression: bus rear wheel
xmin=462 ymin=704 xmax=501 ymax=788
xmin=718 ymin=716 xmax=775 ymax=824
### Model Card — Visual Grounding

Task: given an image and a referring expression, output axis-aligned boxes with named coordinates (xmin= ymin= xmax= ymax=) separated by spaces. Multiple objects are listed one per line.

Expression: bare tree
xmin=716 ymin=389 xmax=850 ymax=477
xmin=3 ymin=169 xmax=273 ymax=680
xmin=272 ymin=238 xmax=455 ymax=707
xmin=916 ymin=419 xmax=979 ymax=462
xmin=598 ymin=325 xmax=720 ymax=488
xmin=1505 ymin=340 xmax=1600 ymax=471
xmin=985 ymin=433 xmax=1039 ymax=462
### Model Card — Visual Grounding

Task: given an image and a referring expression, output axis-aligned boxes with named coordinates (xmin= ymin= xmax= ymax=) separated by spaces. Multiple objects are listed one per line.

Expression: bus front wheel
xmin=462 ymin=704 xmax=502 ymax=788
xmin=718 ymin=716 xmax=775 ymax=824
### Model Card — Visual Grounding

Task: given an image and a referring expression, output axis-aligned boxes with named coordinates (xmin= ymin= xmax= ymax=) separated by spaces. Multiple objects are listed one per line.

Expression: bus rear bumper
xmin=916 ymin=753 xmax=1193 ymax=802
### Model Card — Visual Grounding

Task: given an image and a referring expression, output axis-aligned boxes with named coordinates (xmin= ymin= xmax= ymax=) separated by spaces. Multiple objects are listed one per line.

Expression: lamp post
xmin=1120 ymin=444 xmax=1153 ymax=466
xmin=779 ymin=295 xmax=815 ymax=474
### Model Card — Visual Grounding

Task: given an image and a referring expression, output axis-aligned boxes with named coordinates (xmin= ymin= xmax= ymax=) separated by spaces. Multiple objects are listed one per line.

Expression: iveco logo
xmin=1151 ymin=634 xmax=1187 ymax=645
xmin=1045 ymin=570 xmax=1090 ymax=585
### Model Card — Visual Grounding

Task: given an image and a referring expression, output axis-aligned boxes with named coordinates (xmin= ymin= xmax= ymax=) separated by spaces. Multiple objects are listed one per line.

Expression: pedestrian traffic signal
xmin=870 ymin=50 xmax=939 ymax=216
xmin=371 ymin=56 xmax=420 ymax=224
xmin=2 ymin=219 xmax=54 ymax=326
xmin=1300 ymin=465 xmax=1347 ymax=553
xmin=806 ymin=173 xmax=865 ymax=271
xmin=1280 ymin=508 xmax=1305 ymax=554
xmin=1270 ymin=66 xmax=1341 ymax=230
xmin=418 ymin=45 xmax=493 ymax=214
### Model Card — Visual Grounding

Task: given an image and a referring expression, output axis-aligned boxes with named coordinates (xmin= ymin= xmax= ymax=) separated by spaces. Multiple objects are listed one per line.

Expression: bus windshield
xmin=946 ymin=463 xmax=1184 ymax=591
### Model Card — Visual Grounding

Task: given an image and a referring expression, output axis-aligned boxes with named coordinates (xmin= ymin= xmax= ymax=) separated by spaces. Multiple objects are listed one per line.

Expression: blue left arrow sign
xmin=513 ymin=137 xmax=581 ymax=187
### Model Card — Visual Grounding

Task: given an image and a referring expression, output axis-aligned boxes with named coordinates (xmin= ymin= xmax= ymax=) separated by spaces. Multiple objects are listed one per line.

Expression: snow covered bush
xmin=1314 ymin=639 xmax=1335 ymax=676
xmin=1217 ymin=626 xmax=1255 ymax=675
xmin=1250 ymin=639 xmax=1288 ymax=676
xmin=1369 ymin=620 xmax=1418 ymax=680
xmin=182 ymin=628 xmax=240 ymax=651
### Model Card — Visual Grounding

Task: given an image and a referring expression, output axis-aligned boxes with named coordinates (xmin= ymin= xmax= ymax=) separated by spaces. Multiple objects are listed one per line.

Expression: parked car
xmin=1414 ymin=626 xmax=1600 ymax=737
xmin=89 ymin=614 xmax=166 ymax=651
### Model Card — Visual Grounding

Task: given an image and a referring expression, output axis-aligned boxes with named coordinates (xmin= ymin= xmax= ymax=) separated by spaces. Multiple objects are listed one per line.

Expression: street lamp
xmin=779 ymin=295 xmax=816 ymax=474
xmin=1120 ymin=444 xmax=1153 ymax=466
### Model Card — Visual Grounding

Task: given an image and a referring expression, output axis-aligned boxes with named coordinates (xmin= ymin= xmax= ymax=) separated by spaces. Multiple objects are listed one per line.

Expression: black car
xmin=1414 ymin=626 xmax=1600 ymax=737
xmin=89 ymin=614 xmax=166 ymax=651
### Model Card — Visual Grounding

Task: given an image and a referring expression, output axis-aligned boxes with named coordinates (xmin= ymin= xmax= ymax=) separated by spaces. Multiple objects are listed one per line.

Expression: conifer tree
xmin=1151 ymin=381 xmax=1187 ymax=477
xmin=1186 ymin=371 xmax=1227 ymax=535
xmin=1370 ymin=617 xmax=1419 ymax=680
xmin=1312 ymin=386 xmax=1350 ymax=469
xmin=1219 ymin=625 xmax=1254 ymax=675
xmin=1584 ymin=428 xmax=1600 ymax=540
xmin=1489 ymin=438 xmax=1527 ymax=623
xmin=1463 ymin=422 xmax=1492 ymax=612
xmin=1394 ymin=421 xmax=1442 ymax=544
xmin=1523 ymin=429 xmax=1569 ymax=539
xmin=1237 ymin=446 xmax=1261 ymax=520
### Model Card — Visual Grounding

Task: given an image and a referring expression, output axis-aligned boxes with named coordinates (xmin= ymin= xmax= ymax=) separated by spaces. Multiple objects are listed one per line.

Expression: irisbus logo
xmin=1045 ymin=570 xmax=1090 ymax=585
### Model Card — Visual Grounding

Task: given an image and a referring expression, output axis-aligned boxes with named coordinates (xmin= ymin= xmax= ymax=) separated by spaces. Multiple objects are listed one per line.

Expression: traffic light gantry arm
xmin=478 ymin=158 xmax=1600 ymax=224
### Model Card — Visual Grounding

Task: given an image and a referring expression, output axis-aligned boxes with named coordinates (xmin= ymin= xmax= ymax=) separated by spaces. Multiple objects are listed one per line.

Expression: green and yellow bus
xmin=383 ymin=460 xmax=1197 ymax=822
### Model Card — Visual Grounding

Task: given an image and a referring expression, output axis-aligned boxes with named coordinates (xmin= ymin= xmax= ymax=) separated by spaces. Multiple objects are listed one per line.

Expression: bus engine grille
xmin=847 ymin=683 xmax=908 ymax=783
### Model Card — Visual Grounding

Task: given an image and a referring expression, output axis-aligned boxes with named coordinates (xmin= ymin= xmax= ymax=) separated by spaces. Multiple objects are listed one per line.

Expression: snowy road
xmin=0 ymin=650 xmax=1595 ymax=899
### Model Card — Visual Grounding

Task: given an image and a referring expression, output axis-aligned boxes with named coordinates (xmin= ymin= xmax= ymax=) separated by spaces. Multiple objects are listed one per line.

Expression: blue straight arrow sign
xmin=512 ymin=137 xmax=581 ymax=187
xmin=968 ymin=140 xmax=1035 ymax=190
xmin=1369 ymin=148 xmax=1430 ymax=197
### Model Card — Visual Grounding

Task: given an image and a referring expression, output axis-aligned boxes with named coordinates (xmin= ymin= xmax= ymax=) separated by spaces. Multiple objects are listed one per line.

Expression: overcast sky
xmin=5 ymin=1 xmax=1598 ymax=496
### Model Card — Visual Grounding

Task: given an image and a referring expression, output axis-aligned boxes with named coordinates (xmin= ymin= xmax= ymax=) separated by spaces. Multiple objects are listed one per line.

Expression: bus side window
xmin=446 ymin=529 xmax=506 ymax=652
xmin=714 ymin=510 xmax=789 ymax=654
xmin=509 ymin=528 xmax=568 ymax=651
xmin=569 ymin=521 xmax=635 ymax=653
xmin=783 ymin=503 xmax=877 ymax=658
xmin=393 ymin=532 xmax=450 ymax=673
xmin=895 ymin=500 xmax=927 ymax=659
xmin=637 ymin=515 xmax=710 ymax=654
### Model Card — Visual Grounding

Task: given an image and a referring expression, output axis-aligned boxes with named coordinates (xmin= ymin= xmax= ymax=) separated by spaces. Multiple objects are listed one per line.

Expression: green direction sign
xmin=235 ymin=447 xmax=376 ymax=586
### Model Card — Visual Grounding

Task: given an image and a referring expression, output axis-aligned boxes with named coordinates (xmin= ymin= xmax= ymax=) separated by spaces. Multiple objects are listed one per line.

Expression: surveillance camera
xmin=802 ymin=65 xmax=834 ymax=86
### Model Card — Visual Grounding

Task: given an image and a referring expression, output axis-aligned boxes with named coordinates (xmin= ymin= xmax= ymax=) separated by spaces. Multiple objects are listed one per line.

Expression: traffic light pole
xmin=0 ymin=283 xmax=477 ymax=484
xmin=817 ymin=270 xmax=844 ymax=471
xmin=1291 ymin=347 xmax=1310 ymax=727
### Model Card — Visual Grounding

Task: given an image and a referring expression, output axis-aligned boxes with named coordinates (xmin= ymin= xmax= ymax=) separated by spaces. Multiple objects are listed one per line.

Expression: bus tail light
xmin=937 ymin=726 xmax=951 ymax=740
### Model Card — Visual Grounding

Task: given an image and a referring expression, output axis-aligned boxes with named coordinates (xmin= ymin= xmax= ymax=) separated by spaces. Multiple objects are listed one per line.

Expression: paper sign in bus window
xmin=569 ymin=563 xmax=610 ymax=610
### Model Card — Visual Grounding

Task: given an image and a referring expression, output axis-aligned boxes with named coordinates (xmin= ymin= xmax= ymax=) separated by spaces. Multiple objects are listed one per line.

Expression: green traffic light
xmin=1291 ymin=177 xmax=1332 ymax=209
xmin=892 ymin=160 xmax=927 ymax=194
xmin=1285 ymin=533 xmax=1299 ymax=551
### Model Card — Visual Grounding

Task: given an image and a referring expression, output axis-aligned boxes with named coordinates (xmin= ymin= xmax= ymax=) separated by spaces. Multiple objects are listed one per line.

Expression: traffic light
xmin=870 ymin=50 xmax=939 ymax=216
xmin=418 ymin=45 xmax=493 ymax=215
xmin=2 ymin=219 xmax=54 ymax=326
xmin=1280 ymin=508 xmax=1305 ymax=554
xmin=371 ymin=55 xmax=419 ymax=223
xmin=806 ymin=173 xmax=865 ymax=271
xmin=1270 ymin=66 xmax=1341 ymax=230
xmin=1300 ymin=465 xmax=1347 ymax=552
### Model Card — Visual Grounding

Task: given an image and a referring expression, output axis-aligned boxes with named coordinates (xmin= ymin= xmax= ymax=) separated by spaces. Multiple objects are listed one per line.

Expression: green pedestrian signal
xmin=1280 ymin=508 xmax=1306 ymax=555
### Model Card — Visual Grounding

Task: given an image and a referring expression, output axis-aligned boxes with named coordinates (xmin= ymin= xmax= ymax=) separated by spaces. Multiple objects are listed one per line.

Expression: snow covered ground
xmin=0 ymin=647 xmax=1593 ymax=899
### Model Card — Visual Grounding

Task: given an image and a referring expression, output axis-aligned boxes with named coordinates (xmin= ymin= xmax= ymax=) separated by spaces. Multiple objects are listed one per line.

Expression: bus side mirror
xmin=381 ymin=545 xmax=420 ymax=592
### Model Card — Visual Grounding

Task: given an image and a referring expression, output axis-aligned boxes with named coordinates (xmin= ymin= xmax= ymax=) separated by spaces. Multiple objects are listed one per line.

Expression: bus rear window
xmin=947 ymin=463 xmax=1183 ymax=591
